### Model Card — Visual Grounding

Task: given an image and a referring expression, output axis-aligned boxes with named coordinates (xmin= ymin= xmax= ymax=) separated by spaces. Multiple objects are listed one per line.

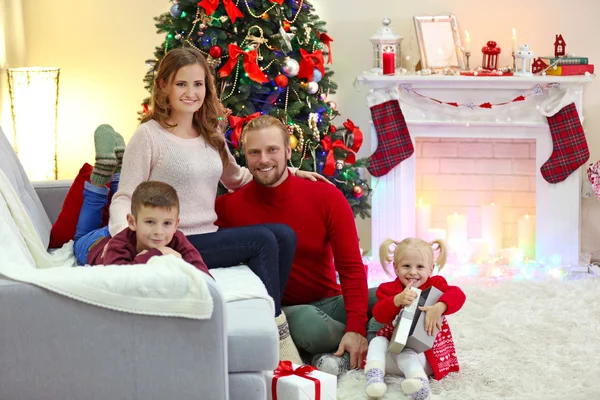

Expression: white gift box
xmin=265 ymin=362 xmax=337 ymax=400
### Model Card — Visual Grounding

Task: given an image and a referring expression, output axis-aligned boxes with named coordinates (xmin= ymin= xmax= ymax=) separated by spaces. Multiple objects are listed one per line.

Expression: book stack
xmin=543 ymin=56 xmax=594 ymax=76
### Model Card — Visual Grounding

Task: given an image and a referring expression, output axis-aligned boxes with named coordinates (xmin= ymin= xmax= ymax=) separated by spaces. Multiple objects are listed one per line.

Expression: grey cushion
xmin=227 ymin=298 xmax=279 ymax=373
xmin=0 ymin=126 xmax=51 ymax=248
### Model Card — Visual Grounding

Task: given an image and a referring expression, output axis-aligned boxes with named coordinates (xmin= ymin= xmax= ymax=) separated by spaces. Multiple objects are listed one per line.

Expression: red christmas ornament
xmin=209 ymin=45 xmax=222 ymax=58
xmin=353 ymin=185 xmax=364 ymax=198
xmin=283 ymin=21 xmax=291 ymax=32
xmin=274 ymin=74 xmax=289 ymax=87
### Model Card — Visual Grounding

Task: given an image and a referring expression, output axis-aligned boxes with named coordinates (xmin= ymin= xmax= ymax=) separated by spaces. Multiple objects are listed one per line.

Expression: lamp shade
xmin=7 ymin=67 xmax=60 ymax=180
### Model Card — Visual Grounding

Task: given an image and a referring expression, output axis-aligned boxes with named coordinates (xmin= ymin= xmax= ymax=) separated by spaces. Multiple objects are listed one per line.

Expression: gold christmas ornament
xmin=289 ymin=134 xmax=298 ymax=150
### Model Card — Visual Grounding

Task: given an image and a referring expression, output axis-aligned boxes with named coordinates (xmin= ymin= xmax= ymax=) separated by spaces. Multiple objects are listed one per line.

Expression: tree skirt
xmin=338 ymin=276 xmax=600 ymax=400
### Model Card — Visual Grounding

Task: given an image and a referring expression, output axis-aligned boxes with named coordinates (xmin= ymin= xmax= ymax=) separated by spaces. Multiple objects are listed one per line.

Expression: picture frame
xmin=413 ymin=15 xmax=465 ymax=71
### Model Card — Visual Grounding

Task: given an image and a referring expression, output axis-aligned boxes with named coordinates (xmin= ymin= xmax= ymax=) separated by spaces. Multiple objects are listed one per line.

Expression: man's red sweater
xmin=215 ymin=174 xmax=369 ymax=335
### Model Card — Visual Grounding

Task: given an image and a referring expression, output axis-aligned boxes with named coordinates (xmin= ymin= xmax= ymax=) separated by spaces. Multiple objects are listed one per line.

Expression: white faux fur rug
xmin=338 ymin=276 xmax=600 ymax=400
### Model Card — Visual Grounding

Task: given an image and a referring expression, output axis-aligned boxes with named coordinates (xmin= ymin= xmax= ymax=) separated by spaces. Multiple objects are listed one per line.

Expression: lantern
xmin=481 ymin=41 xmax=501 ymax=70
xmin=369 ymin=17 xmax=403 ymax=75
xmin=514 ymin=44 xmax=534 ymax=77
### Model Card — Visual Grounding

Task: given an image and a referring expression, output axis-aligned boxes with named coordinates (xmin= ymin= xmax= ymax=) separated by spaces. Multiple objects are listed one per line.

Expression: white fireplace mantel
xmin=357 ymin=73 xmax=595 ymax=267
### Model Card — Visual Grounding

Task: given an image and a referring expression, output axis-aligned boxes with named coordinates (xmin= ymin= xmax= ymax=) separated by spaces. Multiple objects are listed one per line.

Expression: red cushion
xmin=49 ymin=163 xmax=111 ymax=248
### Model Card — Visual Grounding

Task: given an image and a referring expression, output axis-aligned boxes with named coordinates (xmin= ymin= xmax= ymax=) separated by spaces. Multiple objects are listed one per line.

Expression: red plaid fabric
xmin=541 ymin=103 xmax=589 ymax=184
xmin=367 ymin=100 xmax=414 ymax=177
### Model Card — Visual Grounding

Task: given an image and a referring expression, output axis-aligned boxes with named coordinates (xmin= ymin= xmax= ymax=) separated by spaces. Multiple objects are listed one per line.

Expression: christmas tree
xmin=143 ymin=0 xmax=371 ymax=218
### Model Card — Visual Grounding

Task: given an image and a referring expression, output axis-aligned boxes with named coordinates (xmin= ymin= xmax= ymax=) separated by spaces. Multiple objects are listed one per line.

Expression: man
xmin=215 ymin=115 xmax=382 ymax=375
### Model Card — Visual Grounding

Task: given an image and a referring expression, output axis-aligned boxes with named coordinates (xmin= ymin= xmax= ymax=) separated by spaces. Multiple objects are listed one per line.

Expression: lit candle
xmin=382 ymin=51 xmax=395 ymax=75
xmin=481 ymin=203 xmax=503 ymax=257
xmin=517 ymin=214 xmax=536 ymax=259
xmin=416 ymin=198 xmax=431 ymax=239
xmin=446 ymin=212 xmax=468 ymax=253
xmin=501 ymin=246 xmax=524 ymax=265
xmin=512 ymin=28 xmax=517 ymax=52
xmin=469 ymin=238 xmax=490 ymax=263
xmin=465 ymin=30 xmax=471 ymax=52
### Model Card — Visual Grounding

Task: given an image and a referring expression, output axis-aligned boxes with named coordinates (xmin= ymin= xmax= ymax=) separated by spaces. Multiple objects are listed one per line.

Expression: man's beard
xmin=253 ymin=165 xmax=285 ymax=186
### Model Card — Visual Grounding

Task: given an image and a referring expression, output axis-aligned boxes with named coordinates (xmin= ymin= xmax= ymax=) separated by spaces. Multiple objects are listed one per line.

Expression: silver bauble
xmin=282 ymin=57 xmax=300 ymax=77
xmin=307 ymin=81 xmax=319 ymax=94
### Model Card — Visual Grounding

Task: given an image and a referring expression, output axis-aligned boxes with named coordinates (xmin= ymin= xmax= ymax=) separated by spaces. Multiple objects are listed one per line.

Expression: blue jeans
xmin=73 ymin=177 xmax=119 ymax=265
xmin=187 ymin=224 xmax=296 ymax=316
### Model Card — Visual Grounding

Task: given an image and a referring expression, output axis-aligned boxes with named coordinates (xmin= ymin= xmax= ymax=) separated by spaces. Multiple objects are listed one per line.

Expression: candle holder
xmin=465 ymin=51 xmax=471 ymax=70
xmin=512 ymin=51 xmax=516 ymax=70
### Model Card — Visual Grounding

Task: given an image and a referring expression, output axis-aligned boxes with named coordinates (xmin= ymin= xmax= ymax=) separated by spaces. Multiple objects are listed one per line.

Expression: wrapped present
xmin=265 ymin=361 xmax=337 ymax=400
xmin=389 ymin=286 xmax=443 ymax=354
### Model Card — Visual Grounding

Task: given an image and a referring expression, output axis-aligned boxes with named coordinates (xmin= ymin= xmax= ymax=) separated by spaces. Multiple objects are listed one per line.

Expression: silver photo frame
xmin=414 ymin=15 xmax=465 ymax=70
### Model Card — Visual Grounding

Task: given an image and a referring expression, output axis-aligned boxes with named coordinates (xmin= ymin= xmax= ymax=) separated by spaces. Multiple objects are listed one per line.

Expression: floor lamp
xmin=7 ymin=67 xmax=60 ymax=180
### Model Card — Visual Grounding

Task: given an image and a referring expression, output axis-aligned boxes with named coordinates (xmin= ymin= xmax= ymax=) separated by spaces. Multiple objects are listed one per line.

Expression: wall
xmin=8 ymin=0 xmax=600 ymax=257
xmin=416 ymin=138 xmax=536 ymax=248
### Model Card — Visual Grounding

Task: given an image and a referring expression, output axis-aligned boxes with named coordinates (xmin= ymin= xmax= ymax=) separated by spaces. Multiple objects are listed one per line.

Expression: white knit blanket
xmin=0 ymin=169 xmax=213 ymax=320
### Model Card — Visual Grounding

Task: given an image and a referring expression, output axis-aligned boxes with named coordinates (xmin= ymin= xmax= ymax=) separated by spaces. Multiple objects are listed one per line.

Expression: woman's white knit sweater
xmin=109 ymin=119 xmax=253 ymax=236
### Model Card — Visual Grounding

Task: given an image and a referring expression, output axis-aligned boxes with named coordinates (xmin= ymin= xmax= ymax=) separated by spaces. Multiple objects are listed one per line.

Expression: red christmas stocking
xmin=367 ymin=88 xmax=414 ymax=177
xmin=541 ymin=102 xmax=589 ymax=184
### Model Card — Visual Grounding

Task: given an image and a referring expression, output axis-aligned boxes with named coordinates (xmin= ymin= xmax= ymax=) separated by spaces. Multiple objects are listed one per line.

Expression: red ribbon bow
xmin=228 ymin=112 xmax=261 ymax=148
xmin=269 ymin=0 xmax=285 ymax=4
xmin=197 ymin=0 xmax=244 ymax=24
xmin=298 ymin=49 xmax=325 ymax=82
xmin=342 ymin=119 xmax=363 ymax=153
xmin=321 ymin=136 xmax=356 ymax=176
xmin=319 ymin=33 xmax=334 ymax=64
xmin=272 ymin=361 xmax=321 ymax=400
xmin=219 ymin=44 xmax=268 ymax=84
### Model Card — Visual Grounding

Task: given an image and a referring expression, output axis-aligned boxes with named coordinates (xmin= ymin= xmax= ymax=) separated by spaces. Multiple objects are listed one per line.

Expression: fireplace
xmin=357 ymin=74 xmax=593 ymax=268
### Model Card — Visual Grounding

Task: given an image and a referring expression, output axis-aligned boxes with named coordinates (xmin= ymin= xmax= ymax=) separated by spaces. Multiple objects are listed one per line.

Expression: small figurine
xmin=532 ymin=57 xmax=548 ymax=74
xmin=554 ymin=34 xmax=566 ymax=58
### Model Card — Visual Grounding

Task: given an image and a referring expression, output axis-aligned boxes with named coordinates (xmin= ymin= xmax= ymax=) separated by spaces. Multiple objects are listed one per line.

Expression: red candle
xmin=382 ymin=51 xmax=395 ymax=75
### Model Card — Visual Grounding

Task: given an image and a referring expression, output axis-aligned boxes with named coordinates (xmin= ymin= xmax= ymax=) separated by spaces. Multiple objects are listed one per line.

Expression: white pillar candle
xmin=465 ymin=30 xmax=471 ymax=52
xmin=501 ymin=246 xmax=524 ymax=265
xmin=517 ymin=214 xmax=536 ymax=259
xmin=424 ymin=228 xmax=446 ymax=243
xmin=481 ymin=203 xmax=503 ymax=257
xmin=416 ymin=198 xmax=431 ymax=239
xmin=469 ymin=238 xmax=490 ymax=263
xmin=446 ymin=212 xmax=468 ymax=252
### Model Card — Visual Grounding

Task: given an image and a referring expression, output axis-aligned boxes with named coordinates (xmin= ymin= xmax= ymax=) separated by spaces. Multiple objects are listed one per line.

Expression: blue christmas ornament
xmin=312 ymin=68 xmax=323 ymax=83
xmin=170 ymin=4 xmax=182 ymax=18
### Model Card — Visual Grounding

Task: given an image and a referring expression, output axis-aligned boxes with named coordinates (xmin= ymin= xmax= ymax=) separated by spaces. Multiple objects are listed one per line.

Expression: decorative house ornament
xmin=554 ymin=34 xmax=566 ymax=57
xmin=370 ymin=17 xmax=403 ymax=75
xmin=532 ymin=57 xmax=548 ymax=74
xmin=514 ymin=44 xmax=535 ymax=77
xmin=481 ymin=41 xmax=501 ymax=70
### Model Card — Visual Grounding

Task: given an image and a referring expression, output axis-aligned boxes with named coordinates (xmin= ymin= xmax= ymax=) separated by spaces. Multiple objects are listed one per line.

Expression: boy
xmin=73 ymin=125 xmax=209 ymax=276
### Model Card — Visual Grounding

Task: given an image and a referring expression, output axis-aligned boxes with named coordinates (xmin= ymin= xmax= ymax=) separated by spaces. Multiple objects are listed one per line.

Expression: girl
xmin=365 ymin=237 xmax=466 ymax=399
xmin=109 ymin=47 xmax=324 ymax=363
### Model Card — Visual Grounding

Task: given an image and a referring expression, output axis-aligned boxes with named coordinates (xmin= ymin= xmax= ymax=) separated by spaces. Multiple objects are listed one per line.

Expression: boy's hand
xmin=419 ymin=302 xmax=447 ymax=336
xmin=158 ymin=247 xmax=182 ymax=258
xmin=393 ymin=282 xmax=418 ymax=307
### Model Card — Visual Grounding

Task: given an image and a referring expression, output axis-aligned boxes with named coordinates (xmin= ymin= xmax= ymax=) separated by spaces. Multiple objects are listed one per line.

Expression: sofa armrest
xmin=33 ymin=180 xmax=72 ymax=224
xmin=0 ymin=276 xmax=229 ymax=400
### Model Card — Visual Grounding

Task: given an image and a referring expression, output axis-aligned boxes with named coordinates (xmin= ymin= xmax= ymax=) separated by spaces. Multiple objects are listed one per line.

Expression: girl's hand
xmin=393 ymin=281 xmax=418 ymax=307
xmin=419 ymin=302 xmax=448 ymax=336
xmin=295 ymin=170 xmax=334 ymax=185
